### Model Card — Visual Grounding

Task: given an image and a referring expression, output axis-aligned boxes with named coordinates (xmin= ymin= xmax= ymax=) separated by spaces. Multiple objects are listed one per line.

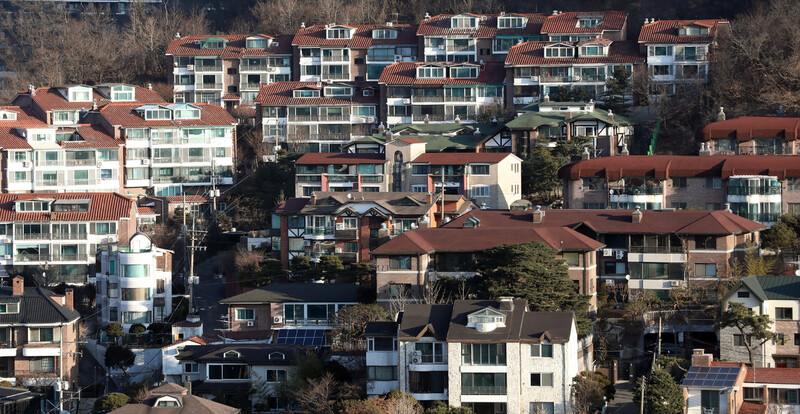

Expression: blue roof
xmin=276 ymin=329 xmax=325 ymax=346
xmin=682 ymin=366 xmax=740 ymax=388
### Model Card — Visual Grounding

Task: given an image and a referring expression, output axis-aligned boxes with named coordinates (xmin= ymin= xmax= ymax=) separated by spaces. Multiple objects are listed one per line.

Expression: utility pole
xmin=210 ymin=159 xmax=219 ymax=222
xmin=440 ymin=168 xmax=445 ymax=224
xmin=186 ymin=216 xmax=207 ymax=314
xmin=657 ymin=316 xmax=662 ymax=360
xmin=640 ymin=376 xmax=646 ymax=414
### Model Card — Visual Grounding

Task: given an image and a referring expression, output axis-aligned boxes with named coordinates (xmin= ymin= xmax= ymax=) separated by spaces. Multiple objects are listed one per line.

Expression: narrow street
xmin=192 ymin=249 xmax=234 ymax=335
xmin=607 ymin=380 xmax=637 ymax=414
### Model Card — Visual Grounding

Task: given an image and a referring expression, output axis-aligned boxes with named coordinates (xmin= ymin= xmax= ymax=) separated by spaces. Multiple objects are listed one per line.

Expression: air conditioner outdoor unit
xmin=573 ymin=75 xmax=581 ymax=81
xmin=530 ymin=75 xmax=539 ymax=81
xmin=194 ymin=40 xmax=201 ymax=45
xmin=605 ymin=279 xmax=614 ymax=286
xmin=22 ymin=161 xmax=30 ymax=168
xmin=670 ymin=280 xmax=681 ymax=287
xmin=303 ymin=240 xmax=311 ymax=247
xmin=96 ymin=178 xmax=102 ymax=184
xmin=336 ymin=223 xmax=344 ymax=230
xmin=615 ymin=250 xmax=625 ymax=259
xmin=603 ymin=248 xmax=612 ymax=257
xmin=247 ymin=321 xmax=255 ymax=327
xmin=142 ymin=159 xmax=150 ymax=165
xmin=3 ymin=255 xmax=9 ymax=260
xmin=186 ymin=65 xmax=194 ymax=70
xmin=412 ymin=356 xmax=422 ymax=364
xmin=394 ymin=55 xmax=403 ymax=62
xmin=403 ymin=98 xmax=411 ymax=104
xmin=335 ymin=247 xmax=342 ymax=253
xmin=273 ymin=316 xmax=283 ymax=324
xmin=438 ymin=45 xmax=445 ymax=50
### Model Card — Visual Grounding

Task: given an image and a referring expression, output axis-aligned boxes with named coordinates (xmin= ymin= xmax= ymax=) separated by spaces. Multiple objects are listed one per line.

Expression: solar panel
xmin=682 ymin=366 xmax=740 ymax=388
xmin=276 ymin=329 xmax=325 ymax=346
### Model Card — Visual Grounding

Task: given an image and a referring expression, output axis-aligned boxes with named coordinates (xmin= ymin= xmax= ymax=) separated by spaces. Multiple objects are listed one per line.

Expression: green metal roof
xmin=344 ymin=122 xmax=507 ymax=151
xmin=722 ymin=275 xmax=800 ymax=303
xmin=507 ymin=103 xmax=633 ymax=130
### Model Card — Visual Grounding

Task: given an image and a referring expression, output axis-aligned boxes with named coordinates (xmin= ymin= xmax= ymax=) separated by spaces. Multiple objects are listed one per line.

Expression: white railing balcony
xmin=196 ymin=83 xmax=223 ymax=90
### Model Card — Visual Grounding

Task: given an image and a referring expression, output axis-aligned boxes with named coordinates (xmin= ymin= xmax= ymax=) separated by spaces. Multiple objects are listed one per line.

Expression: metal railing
xmin=305 ymin=227 xmax=335 ymax=235
xmin=461 ymin=386 xmax=506 ymax=395
xmin=14 ymin=253 xmax=90 ymax=262
xmin=674 ymin=52 xmax=707 ymax=61
xmin=195 ymin=83 xmax=223 ymax=89
xmin=727 ymin=186 xmax=781 ymax=195
xmin=609 ymin=186 xmax=664 ymax=195
xmin=322 ymin=72 xmax=350 ymax=80
xmin=431 ymin=174 xmax=464 ymax=183
xmin=14 ymin=232 xmax=51 ymax=240
xmin=321 ymin=55 xmax=349 ymax=62
xmin=737 ymin=213 xmax=779 ymax=223
xmin=576 ymin=74 xmax=606 ymax=82
xmin=51 ymin=233 xmax=87 ymax=240
xmin=240 ymin=64 xmax=269 ymax=71
xmin=361 ymin=175 xmax=384 ymax=183
xmin=446 ymin=44 xmax=476 ymax=52
xmin=242 ymin=82 xmax=262 ymax=90
xmin=628 ymin=245 xmax=683 ymax=254
xmin=444 ymin=95 xmax=476 ymax=102
xmin=413 ymin=95 xmax=445 ymax=102
xmin=297 ymin=175 xmax=322 ymax=183
xmin=318 ymin=114 xmax=350 ymax=122
xmin=65 ymin=158 xmax=96 ymax=166
xmin=327 ymin=174 xmax=358 ymax=183
xmin=194 ymin=64 xmax=223 ymax=71
xmin=284 ymin=318 xmax=334 ymax=326
xmin=540 ymin=75 xmax=570 ymax=83
xmin=412 ymin=114 xmax=446 ymax=122
xmin=153 ymin=157 xmax=182 ymax=164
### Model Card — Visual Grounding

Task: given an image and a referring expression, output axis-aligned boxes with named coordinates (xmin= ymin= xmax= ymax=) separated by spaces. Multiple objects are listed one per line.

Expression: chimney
xmin=691 ymin=349 xmax=712 ymax=367
xmin=644 ymin=18 xmax=649 ymax=25
xmin=699 ymin=141 xmax=712 ymax=156
xmin=378 ymin=122 xmax=386 ymax=133
xmin=92 ymin=101 xmax=98 ymax=111
xmin=717 ymin=106 xmax=726 ymax=122
xmin=28 ymin=85 xmax=35 ymax=96
xmin=632 ymin=206 xmax=643 ymax=223
xmin=300 ymin=22 xmax=306 ymax=29
xmin=565 ymin=111 xmax=572 ymax=120
xmin=532 ymin=205 xmax=545 ymax=223
xmin=424 ymin=114 xmax=430 ymax=124
xmin=386 ymin=130 xmax=394 ymax=142
xmin=491 ymin=116 xmax=498 ymax=125
xmin=184 ymin=376 xmax=192 ymax=395
xmin=148 ymin=83 xmax=153 ymax=90
xmin=724 ymin=203 xmax=732 ymax=213
xmin=552 ymin=10 xmax=559 ymax=15
xmin=620 ymin=143 xmax=629 ymax=156
xmin=12 ymin=276 xmax=23 ymax=296
xmin=424 ymin=12 xmax=431 ymax=20
xmin=309 ymin=192 xmax=317 ymax=204
xmin=499 ymin=296 xmax=514 ymax=311
xmin=426 ymin=192 xmax=433 ymax=204
xmin=607 ymin=109 xmax=614 ymax=122
xmin=175 ymin=32 xmax=181 ymax=38
xmin=187 ymin=313 xmax=200 ymax=323
xmin=64 ymin=288 xmax=74 ymax=311
xmin=581 ymin=147 xmax=590 ymax=160
xmin=474 ymin=128 xmax=481 ymax=141
xmin=454 ymin=115 xmax=461 ymax=124
xmin=543 ymin=93 xmax=550 ymax=103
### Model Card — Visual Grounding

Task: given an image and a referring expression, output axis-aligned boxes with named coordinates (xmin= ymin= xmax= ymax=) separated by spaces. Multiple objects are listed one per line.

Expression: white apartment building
xmin=379 ymin=62 xmax=506 ymax=126
xmin=637 ymin=19 xmax=729 ymax=97
xmin=0 ymin=193 xmax=138 ymax=284
xmin=96 ymin=102 xmax=237 ymax=197
xmin=166 ymin=34 xmax=294 ymax=107
xmin=95 ymin=233 xmax=173 ymax=329
xmin=721 ymin=276 xmax=800 ymax=368
xmin=366 ymin=299 xmax=580 ymax=414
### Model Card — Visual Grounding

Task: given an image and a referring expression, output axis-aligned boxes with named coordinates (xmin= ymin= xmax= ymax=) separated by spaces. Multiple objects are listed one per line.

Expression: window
xmin=769 ymin=389 xmax=798 ymax=405
xmin=184 ymin=363 xmax=199 ymax=373
xmin=531 ymin=343 xmax=553 ymax=357
xmin=450 ymin=66 xmax=478 ymax=78
xmin=109 ymin=307 xmax=118 ymax=322
xmin=498 ymin=16 xmax=525 ymax=28
xmin=651 ymin=65 xmax=671 ymax=76
xmin=461 ymin=373 xmax=506 ymax=394
xmin=367 ymin=366 xmax=397 ymax=380
xmin=417 ymin=67 xmax=445 ymax=78
xmin=451 ymin=16 xmax=476 ymax=28
xmin=545 ymin=47 xmax=574 ymax=58
xmin=776 ymin=307 xmax=793 ymax=320
xmin=367 ymin=337 xmax=397 ymax=351
xmin=122 ymin=311 xmax=151 ymax=324
xmin=108 ymin=283 xmax=119 ymax=298
xmin=412 ymin=185 xmax=428 ymax=193
xmin=121 ymin=264 xmax=148 ymax=277
xmin=236 ymin=308 xmax=255 ymax=320
xmin=412 ymin=165 xmax=430 ymax=175
xmin=733 ymin=334 xmax=752 ymax=347
xmin=414 ymin=342 xmax=445 ymax=363
xmin=389 ymin=256 xmax=412 ymax=270
xmin=744 ymin=387 xmax=764 ymax=401
xmin=156 ymin=279 xmax=165 ymax=294
xmin=671 ymin=202 xmax=687 ymax=209
xmin=530 ymin=403 xmax=555 ymax=414
xmin=294 ymin=89 xmax=320 ymax=98
xmin=695 ymin=264 xmax=717 ymax=277
xmin=737 ymin=291 xmax=750 ymax=298
xmin=672 ymin=177 xmax=687 ymax=188
xmin=121 ymin=288 xmax=151 ymax=301
xmin=470 ymin=164 xmax=490 ymax=175
xmin=582 ymin=46 xmax=601 ymax=56
xmin=706 ymin=202 xmax=722 ymax=210
xmin=650 ymin=46 xmax=673 ymax=56
xmin=471 ymin=185 xmax=489 ymax=198
xmin=605 ymin=262 xmax=626 ymax=275
xmin=14 ymin=152 xmax=26 ymax=162
xmin=354 ymin=106 xmax=375 ymax=116
xmin=531 ymin=373 xmax=554 ymax=387
xmin=265 ymin=369 xmax=287 ymax=382
xmin=372 ymin=29 xmax=397 ymax=39
xmin=207 ymin=364 xmax=250 ymax=380
xmin=30 ymin=357 xmax=55 ymax=373
xmin=246 ymin=38 xmax=269 ymax=49
xmin=701 ymin=390 xmax=720 ymax=411
xmin=0 ymin=303 xmax=18 ymax=314
xmin=111 ymin=85 xmax=134 ymax=101
xmin=461 ymin=343 xmax=506 ymax=366
xmin=29 ymin=327 xmax=55 ymax=342
xmin=706 ymin=177 xmax=722 ymax=189
xmin=563 ymin=253 xmax=580 ymax=266
xmin=326 ymin=28 xmax=352 ymax=39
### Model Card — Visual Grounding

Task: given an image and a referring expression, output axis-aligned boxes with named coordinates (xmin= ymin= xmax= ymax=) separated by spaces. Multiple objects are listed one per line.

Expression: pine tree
xmin=633 ymin=366 xmax=684 ymax=414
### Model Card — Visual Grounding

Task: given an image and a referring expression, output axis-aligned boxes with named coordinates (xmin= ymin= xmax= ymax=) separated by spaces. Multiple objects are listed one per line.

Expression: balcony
xmin=727 ymin=186 xmax=781 ymax=196
xmin=413 ymin=95 xmax=445 ymax=102
xmin=194 ymin=64 xmax=223 ymax=72
xmin=445 ymin=95 xmax=476 ymax=102
xmin=14 ymin=232 xmax=51 ymax=240
xmin=461 ymin=386 xmax=506 ymax=395
xmin=240 ymin=63 xmax=269 ymax=71
xmin=305 ymin=227 xmax=334 ymax=236
xmin=321 ymin=55 xmax=349 ymax=63
xmin=284 ymin=318 xmax=334 ymax=327
xmin=322 ymin=72 xmax=350 ymax=80
xmin=51 ymin=233 xmax=87 ymax=240
xmin=65 ymin=158 xmax=96 ymax=167
xmin=0 ymin=341 xmax=16 ymax=357
xmin=327 ymin=174 xmax=358 ymax=183
xmin=431 ymin=174 xmax=464 ymax=184
xmin=242 ymin=82 xmax=262 ymax=90
xmin=297 ymin=175 xmax=322 ymax=183
xmin=22 ymin=346 xmax=60 ymax=357
xmin=154 ymin=157 xmax=182 ymax=164
xmin=334 ymin=228 xmax=357 ymax=240
xmin=609 ymin=186 xmax=664 ymax=195
xmin=737 ymin=213 xmax=779 ymax=223
xmin=35 ymin=160 xmax=62 ymax=167
xmin=539 ymin=75 xmax=571 ymax=83
xmin=674 ymin=52 xmax=707 ymax=61
xmin=152 ymin=176 xmax=183 ymax=183
xmin=336 ymin=252 xmax=357 ymax=263
xmin=447 ymin=44 xmax=476 ymax=53
xmin=361 ymin=175 xmax=383 ymax=183
xmin=628 ymin=246 xmax=683 ymax=254
xmin=195 ymin=83 xmax=223 ymax=90
xmin=575 ymin=74 xmax=606 ymax=82
xmin=289 ymin=134 xmax=350 ymax=141
xmin=318 ymin=114 xmax=350 ymax=122
xmin=412 ymin=114 xmax=446 ymax=122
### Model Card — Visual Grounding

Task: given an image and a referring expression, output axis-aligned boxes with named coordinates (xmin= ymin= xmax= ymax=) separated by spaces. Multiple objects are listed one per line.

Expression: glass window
xmin=207 ymin=364 xmax=250 ymax=380
xmin=471 ymin=185 xmax=489 ymax=198
xmin=531 ymin=343 xmax=554 ymax=357
xmin=29 ymin=327 xmax=54 ymax=342
xmin=367 ymin=366 xmax=397 ymax=380
xmin=30 ymin=357 xmax=55 ymax=373
xmin=470 ymin=164 xmax=489 ymax=175
xmin=236 ymin=308 xmax=255 ymax=320
xmin=695 ymin=264 xmax=717 ymax=277
xmin=531 ymin=373 xmax=554 ymax=387
xmin=530 ymin=403 xmax=555 ymax=414
xmin=776 ymin=307 xmax=794 ymax=320
xmin=121 ymin=288 xmax=151 ymax=301
xmin=462 ymin=343 xmax=506 ymax=365
xmin=122 ymin=311 xmax=151 ymax=324
xmin=122 ymin=264 xmax=149 ymax=278
xmin=389 ymin=256 xmax=412 ymax=269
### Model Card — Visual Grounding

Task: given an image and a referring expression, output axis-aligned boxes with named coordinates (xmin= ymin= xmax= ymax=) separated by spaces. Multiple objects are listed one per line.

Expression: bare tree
xmin=292 ymin=372 xmax=336 ymax=414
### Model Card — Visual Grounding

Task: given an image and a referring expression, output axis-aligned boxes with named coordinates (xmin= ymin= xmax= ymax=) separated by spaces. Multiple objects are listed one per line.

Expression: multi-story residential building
xmin=379 ymin=61 xmax=506 ymax=126
xmin=94 ymin=233 xmax=172 ymax=330
xmin=291 ymin=23 xmax=418 ymax=83
xmin=504 ymin=40 xmax=643 ymax=105
xmin=109 ymin=383 xmax=240 ymax=414
xmin=444 ymin=207 xmax=764 ymax=297
xmin=505 ymin=100 xmax=634 ymax=157
xmin=294 ymin=142 xmax=522 ymax=209
xmin=345 ymin=121 xmax=512 ymax=154
xmin=176 ymin=343 xmax=314 ymax=410
xmin=720 ymin=276 xmax=800 ymax=368
xmin=416 ymin=13 xmax=547 ymax=63
xmin=162 ymin=336 xmax=217 ymax=384
xmin=699 ymin=113 xmax=800 ymax=156
xmin=0 ymin=276 xmax=80 ymax=404
xmin=219 ymin=283 xmax=359 ymax=343
xmin=166 ymin=34 xmax=294 ymax=107
xmin=637 ymin=19 xmax=729 ymax=97
xmin=365 ymin=298 xmax=581 ymax=414
xmin=540 ymin=11 xmax=628 ymax=41
xmin=270 ymin=191 xmax=475 ymax=268
xmin=0 ymin=193 xmax=138 ymax=284
xmin=95 ymin=102 xmax=237 ymax=197
xmin=11 ymin=84 xmax=165 ymax=125
xmin=370 ymin=219 xmax=602 ymax=309
xmin=255 ymin=81 xmax=379 ymax=153
xmin=559 ymin=154 xmax=800 ymax=224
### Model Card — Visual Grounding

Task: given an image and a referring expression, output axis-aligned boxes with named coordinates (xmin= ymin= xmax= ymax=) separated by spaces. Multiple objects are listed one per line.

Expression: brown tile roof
xmin=62 ymin=125 xmax=121 ymax=149
xmin=166 ymin=34 xmax=293 ymax=58
xmin=559 ymin=155 xmax=800 ymax=180
xmin=0 ymin=193 xmax=134 ymax=222
xmin=379 ymin=62 xmax=506 ymax=85
xmin=417 ymin=14 xmax=548 ymax=38
xmin=638 ymin=19 xmax=728 ymax=44
xmin=745 ymin=367 xmax=800 ymax=385
xmin=295 ymin=153 xmax=386 ymax=165
xmin=21 ymin=86 xmax=164 ymax=112
xmin=371 ymin=225 xmax=604 ymax=255
xmin=541 ymin=11 xmax=627 ymax=35
xmin=447 ymin=299 xmax=574 ymax=343
xmin=272 ymin=197 xmax=311 ymax=214
xmin=738 ymin=402 xmax=766 ymax=414
xmin=99 ymin=103 xmax=237 ymax=128
xmin=0 ymin=128 xmax=32 ymax=150
xmin=256 ymin=82 xmax=379 ymax=106
xmin=163 ymin=195 xmax=209 ymax=203
xmin=700 ymin=116 xmax=800 ymax=141
xmin=412 ymin=152 xmax=516 ymax=165
xmin=292 ymin=24 xmax=418 ymax=48
xmin=505 ymin=40 xmax=644 ymax=66
xmin=109 ymin=383 xmax=240 ymax=414
xmin=446 ymin=209 xmax=766 ymax=236
xmin=0 ymin=106 xmax=47 ymax=127
xmin=137 ymin=207 xmax=156 ymax=215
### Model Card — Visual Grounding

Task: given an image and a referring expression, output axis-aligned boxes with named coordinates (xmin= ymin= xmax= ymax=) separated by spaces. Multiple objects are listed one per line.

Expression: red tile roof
xmin=745 ymin=367 xmax=800 ymax=385
xmin=638 ymin=19 xmax=729 ymax=44
xmin=559 ymin=155 xmax=800 ymax=180
xmin=372 ymin=226 xmax=604 ymax=255
xmin=505 ymin=40 xmax=644 ymax=66
xmin=163 ymin=195 xmax=209 ymax=203
xmin=445 ymin=209 xmax=766 ymax=235
xmin=379 ymin=62 xmax=506 ymax=85
xmin=0 ymin=106 xmax=48 ymax=127
xmin=0 ymin=193 xmax=134 ymax=222
xmin=166 ymin=34 xmax=294 ymax=57
xmin=541 ymin=11 xmax=628 ymax=35
xmin=417 ymin=14 xmax=548 ymax=38
xmin=256 ymin=82 xmax=379 ymax=106
xmin=137 ymin=207 xmax=156 ymax=215
xmin=398 ymin=137 xmax=426 ymax=144
xmin=738 ymin=402 xmax=766 ymax=414
xmin=0 ymin=128 xmax=32 ymax=150
xmin=296 ymin=153 xmax=386 ymax=165
xmin=61 ymin=125 xmax=121 ymax=149
xmin=20 ymin=86 xmax=165 ymax=112
xmin=412 ymin=152 xmax=516 ymax=165
xmin=700 ymin=117 xmax=800 ymax=141
xmin=99 ymin=103 xmax=237 ymax=128
xmin=292 ymin=24 xmax=418 ymax=48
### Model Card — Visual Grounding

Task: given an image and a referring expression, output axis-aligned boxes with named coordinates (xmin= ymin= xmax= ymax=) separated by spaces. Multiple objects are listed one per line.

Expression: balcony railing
xmin=322 ymin=55 xmax=349 ymax=62
xmin=674 ymin=52 xmax=707 ymax=61
xmin=575 ymin=74 xmax=606 ymax=82
xmin=14 ymin=232 xmax=50 ymax=240
xmin=196 ymin=83 xmax=223 ymax=90
xmin=305 ymin=227 xmax=334 ymax=235
xmin=334 ymin=229 xmax=357 ymax=239
xmin=415 ymin=354 xmax=446 ymax=364
xmin=242 ymin=82 xmax=262 ymax=90
xmin=540 ymin=75 xmax=570 ymax=83
xmin=461 ymin=386 xmax=506 ymax=395
xmin=36 ymin=179 xmax=63 ymax=187
xmin=444 ymin=95 xmax=476 ymax=102
xmin=14 ymin=253 xmax=90 ymax=262
xmin=322 ymin=72 xmax=350 ymax=80
xmin=51 ymin=233 xmax=87 ymax=240
xmin=240 ymin=64 xmax=269 ymax=71
xmin=297 ymin=175 xmax=322 ymax=183
xmin=447 ymin=44 xmax=476 ymax=52
xmin=628 ymin=246 xmax=683 ymax=254
xmin=318 ymin=114 xmax=350 ymax=122
xmin=153 ymin=157 xmax=182 ymax=164
xmin=361 ymin=175 xmax=384 ymax=183
xmin=412 ymin=114 xmax=446 ymax=122
xmin=194 ymin=64 xmax=223 ymax=71
xmin=284 ymin=318 xmax=334 ymax=326
xmin=431 ymin=174 xmax=464 ymax=184
xmin=609 ymin=186 xmax=664 ymax=195
xmin=152 ymin=176 xmax=183 ymax=183
xmin=65 ymin=158 xmax=96 ymax=166
xmin=289 ymin=134 xmax=350 ymax=141
xmin=413 ymin=95 xmax=445 ymax=102
xmin=727 ymin=186 xmax=781 ymax=196
xmin=737 ymin=213 xmax=779 ymax=223
xmin=327 ymin=174 xmax=358 ymax=183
